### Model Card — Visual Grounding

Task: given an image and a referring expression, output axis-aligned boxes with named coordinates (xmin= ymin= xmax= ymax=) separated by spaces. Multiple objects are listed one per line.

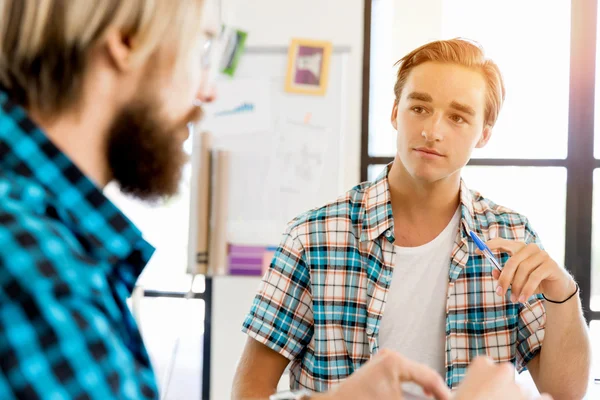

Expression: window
xmin=364 ymin=0 xmax=597 ymax=323
xmin=367 ymin=0 xmax=396 ymax=157
xmin=592 ymin=170 xmax=600 ymax=310
xmin=461 ymin=167 xmax=567 ymax=264
xmin=441 ymin=0 xmax=571 ymax=159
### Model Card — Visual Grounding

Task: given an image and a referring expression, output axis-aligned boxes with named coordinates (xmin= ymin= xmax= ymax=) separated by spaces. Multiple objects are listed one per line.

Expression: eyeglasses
xmin=201 ymin=38 xmax=213 ymax=70
xmin=196 ymin=37 xmax=219 ymax=103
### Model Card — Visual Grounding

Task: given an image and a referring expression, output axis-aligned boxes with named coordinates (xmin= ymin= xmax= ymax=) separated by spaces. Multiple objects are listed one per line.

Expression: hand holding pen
xmin=468 ymin=231 xmax=578 ymax=311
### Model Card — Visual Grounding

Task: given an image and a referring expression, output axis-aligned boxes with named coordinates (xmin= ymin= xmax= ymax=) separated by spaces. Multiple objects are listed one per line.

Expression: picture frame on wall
xmin=285 ymin=38 xmax=332 ymax=96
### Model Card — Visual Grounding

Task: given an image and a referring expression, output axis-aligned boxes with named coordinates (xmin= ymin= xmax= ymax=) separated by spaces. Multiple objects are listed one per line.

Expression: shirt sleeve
xmin=242 ymin=226 xmax=314 ymax=360
xmin=0 ymin=218 xmax=158 ymax=400
xmin=515 ymin=219 xmax=547 ymax=372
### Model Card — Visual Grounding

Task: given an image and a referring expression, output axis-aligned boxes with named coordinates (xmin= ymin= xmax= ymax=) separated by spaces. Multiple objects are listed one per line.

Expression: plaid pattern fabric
xmin=243 ymin=164 xmax=546 ymax=392
xmin=0 ymin=92 xmax=158 ymax=399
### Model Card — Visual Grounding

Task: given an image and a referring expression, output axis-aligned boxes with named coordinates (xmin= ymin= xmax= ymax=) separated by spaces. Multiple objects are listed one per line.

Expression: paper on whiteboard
xmin=265 ymin=119 xmax=333 ymax=225
xmin=274 ymin=120 xmax=330 ymax=194
xmin=225 ymin=149 xmax=288 ymax=246
xmin=201 ymin=78 xmax=272 ymax=136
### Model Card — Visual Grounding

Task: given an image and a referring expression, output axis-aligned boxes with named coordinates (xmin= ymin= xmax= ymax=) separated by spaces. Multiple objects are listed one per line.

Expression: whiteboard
xmin=196 ymin=46 xmax=351 ymax=246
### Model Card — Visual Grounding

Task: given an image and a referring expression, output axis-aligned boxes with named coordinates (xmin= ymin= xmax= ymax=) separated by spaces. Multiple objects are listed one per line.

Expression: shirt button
xmin=366 ymin=327 xmax=374 ymax=335
xmin=385 ymin=230 xmax=392 ymax=238
xmin=384 ymin=274 xmax=392 ymax=282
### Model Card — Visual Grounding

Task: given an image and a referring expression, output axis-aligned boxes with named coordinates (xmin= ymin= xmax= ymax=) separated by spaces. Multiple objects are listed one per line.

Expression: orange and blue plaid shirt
xmin=243 ymin=164 xmax=546 ymax=392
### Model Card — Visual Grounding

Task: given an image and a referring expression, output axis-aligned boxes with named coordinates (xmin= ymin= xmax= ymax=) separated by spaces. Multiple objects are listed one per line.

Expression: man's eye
xmin=451 ymin=114 xmax=465 ymax=123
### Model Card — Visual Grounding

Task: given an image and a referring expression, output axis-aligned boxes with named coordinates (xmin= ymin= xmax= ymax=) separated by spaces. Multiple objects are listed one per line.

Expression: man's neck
xmin=387 ymin=159 xmax=461 ymax=246
xmin=28 ymin=106 xmax=112 ymax=188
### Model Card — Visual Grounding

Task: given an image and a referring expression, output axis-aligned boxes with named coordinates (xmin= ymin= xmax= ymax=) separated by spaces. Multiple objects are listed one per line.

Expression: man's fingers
xmin=397 ymin=357 xmax=451 ymax=400
xmin=497 ymin=243 xmax=540 ymax=297
xmin=520 ymin=268 xmax=549 ymax=302
xmin=485 ymin=238 xmax=526 ymax=255
xmin=492 ymin=269 xmax=500 ymax=280
xmin=510 ymin=250 xmax=546 ymax=301
xmin=496 ymin=258 xmax=518 ymax=298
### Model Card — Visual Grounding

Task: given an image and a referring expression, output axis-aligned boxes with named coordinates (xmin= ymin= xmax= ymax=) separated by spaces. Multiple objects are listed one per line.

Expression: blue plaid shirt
xmin=243 ymin=164 xmax=546 ymax=392
xmin=0 ymin=93 xmax=158 ymax=399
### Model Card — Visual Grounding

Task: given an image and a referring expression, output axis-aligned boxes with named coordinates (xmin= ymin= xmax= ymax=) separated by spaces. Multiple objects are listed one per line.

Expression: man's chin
xmin=114 ymin=155 xmax=188 ymax=202
xmin=408 ymin=167 xmax=447 ymax=184
xmin=178 ymin=125 xmax=192 ymax=142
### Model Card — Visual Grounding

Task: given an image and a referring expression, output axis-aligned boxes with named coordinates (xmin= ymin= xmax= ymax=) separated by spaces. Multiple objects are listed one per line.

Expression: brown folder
xmin=188 ymin=131 xmax=212 ymax=275
xmin=208 ymin=149 xmax=230 ymax=275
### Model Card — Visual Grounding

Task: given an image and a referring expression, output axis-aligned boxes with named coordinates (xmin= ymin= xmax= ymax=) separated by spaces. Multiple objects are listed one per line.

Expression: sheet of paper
xmin=201 ymin=78 xmax=272 ymax=136
xmin=225 ymin=150 xmax=286 ymax=245
xmin=266 ymin=119 xmax=332 ymax=225
xmin=402 ymin=382 xmax=435 ymax=400
xmin=273 ymin=120 xmax=330 ymax=194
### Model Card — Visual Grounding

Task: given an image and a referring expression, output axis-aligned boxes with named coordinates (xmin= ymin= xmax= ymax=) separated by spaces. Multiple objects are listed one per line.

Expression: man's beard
xmin=106 ymin=98 xmax=203 ymax=202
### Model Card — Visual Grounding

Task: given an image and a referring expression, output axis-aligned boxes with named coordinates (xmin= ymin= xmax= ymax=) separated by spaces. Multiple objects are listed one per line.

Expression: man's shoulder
xmin=470 ymin=189 xmax=531 ymax=227
xmin=0 ymin=172 xmax=50 ymax=216
xmin=0 ymin=176 xmax=91 ymax=281
xmin=285 ymin=180 xmax=372 ymax=236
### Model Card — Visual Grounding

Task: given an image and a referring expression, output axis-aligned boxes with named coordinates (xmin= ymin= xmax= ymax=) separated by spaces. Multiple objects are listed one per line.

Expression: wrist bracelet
xmin=542 ymin=282 xmax=579 ymax=304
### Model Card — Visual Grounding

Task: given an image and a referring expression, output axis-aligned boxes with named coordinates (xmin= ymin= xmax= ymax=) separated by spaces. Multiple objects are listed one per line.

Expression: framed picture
xmin=285 ymin=38 xmax=332 ymax=96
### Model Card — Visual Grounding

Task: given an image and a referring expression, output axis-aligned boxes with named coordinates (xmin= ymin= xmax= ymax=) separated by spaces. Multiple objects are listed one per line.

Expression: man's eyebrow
xmin=406 ymin=92 xmax=432 ymax=102
xmin=450 ymin=101 xmax=476 ymax=116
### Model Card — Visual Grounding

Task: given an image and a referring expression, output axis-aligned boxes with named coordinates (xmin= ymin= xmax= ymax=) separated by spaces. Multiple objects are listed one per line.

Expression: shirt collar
xmin=361 ymin=163 xmax=478 ymax=242
xmin=361 ymin=164 xmax=394 ymax=242
xmin=0 ymin=92 xmax=154 ymax=266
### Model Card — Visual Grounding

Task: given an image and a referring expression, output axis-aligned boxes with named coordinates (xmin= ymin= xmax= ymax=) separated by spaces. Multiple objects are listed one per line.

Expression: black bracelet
xmin=542 ymin=282 xmax=579 ymax=304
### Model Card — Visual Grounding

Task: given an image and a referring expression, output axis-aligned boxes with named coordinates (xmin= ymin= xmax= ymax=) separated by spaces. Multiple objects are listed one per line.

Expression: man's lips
xmin=414 ymin=147 xmax=444 ymax=157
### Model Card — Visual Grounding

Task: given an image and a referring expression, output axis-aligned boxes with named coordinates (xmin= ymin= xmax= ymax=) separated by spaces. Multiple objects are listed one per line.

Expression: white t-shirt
xmin=378 ymin=209 xmax=460 ymax=397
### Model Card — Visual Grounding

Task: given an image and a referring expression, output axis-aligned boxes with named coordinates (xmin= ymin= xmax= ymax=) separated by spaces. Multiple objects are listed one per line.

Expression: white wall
xmin=222 ymin=0 xmax=365 ymax=190
xmin=207 ymin=1 xmax=365 ymax=398
xmin=211 ymin=277 xmax=266 ymax=400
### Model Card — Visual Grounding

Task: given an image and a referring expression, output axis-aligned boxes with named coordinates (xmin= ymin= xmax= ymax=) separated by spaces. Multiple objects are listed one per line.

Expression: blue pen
xmin=469 ymin=231 xmax=535 ymax=313
xmin=468 ymin=230 xmax=502 ymax=271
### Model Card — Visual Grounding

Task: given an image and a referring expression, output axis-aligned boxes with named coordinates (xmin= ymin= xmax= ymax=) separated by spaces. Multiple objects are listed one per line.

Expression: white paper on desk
xmin=401 ymin=392 xmax=431 ymax=400
xmin=201 ymin=78 xmax=272 ymax=136
xmin=401 ymin=382 xmax=434 ymax=400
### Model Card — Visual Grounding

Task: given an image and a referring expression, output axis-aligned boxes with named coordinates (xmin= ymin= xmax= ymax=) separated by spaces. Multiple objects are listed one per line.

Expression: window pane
xmin=595 ymin=3 xmax=600 ymax=159
xmin=135 ymin=297 xmax=204 ymax=398
xmin=590 ymin=321 xmax=600 ymax=399
xmin=441 ymin=1 xmax=570 ymax=159
xmin=368 ymin=1 xmax=571 ymax=159
xmin=461 ymin=167 xmax=567 ymax=265
xmin=368 ymin=0 xmax=396 ymax=157
xmin=592 ymin=170 xmax=600 ymax=310
xmin=366 ymin=165 xmax=566 ymax=265
xmin=368 ymin=164 xmax=387 ymax=181
xmin=591 ymin=321 xmax=600 ymax=374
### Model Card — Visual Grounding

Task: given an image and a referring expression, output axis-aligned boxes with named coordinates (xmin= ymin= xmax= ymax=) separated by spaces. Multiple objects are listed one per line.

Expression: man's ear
xmin=104 ymin=28 xmax=134 ymax=72
xmin=475 ymin=125 xmax=493 ymax=148
xmin=391 ymin=101 xmax=399 ymax=130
